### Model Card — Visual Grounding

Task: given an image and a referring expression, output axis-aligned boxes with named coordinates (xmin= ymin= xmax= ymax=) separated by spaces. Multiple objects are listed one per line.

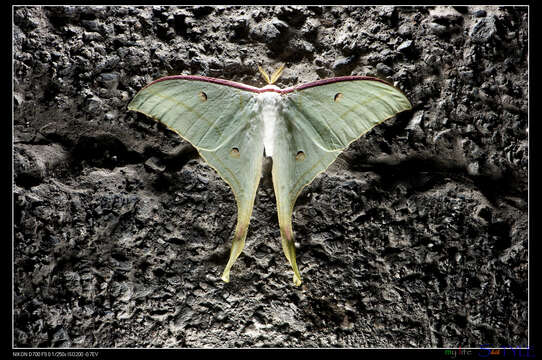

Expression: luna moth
xmin=128 ymin=64 xmax=412 ymax=286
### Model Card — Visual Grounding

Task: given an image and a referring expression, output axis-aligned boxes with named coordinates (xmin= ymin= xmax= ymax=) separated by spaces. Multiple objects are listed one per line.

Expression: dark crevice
xmin=15 ymin=173 xmax=43 ymax=189
xmin=25 ymin=127 xmax=200 ymax=177
xmin=143 ymin=143 xmax=200 ymax=173
xmin=351 ymin=155 xmax=525 ymax=205
xmin=72 ymin=134 xmax=143 ymax=169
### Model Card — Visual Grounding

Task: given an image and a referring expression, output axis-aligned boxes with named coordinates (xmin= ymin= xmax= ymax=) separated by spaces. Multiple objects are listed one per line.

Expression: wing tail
xmin=278 ymin=214 xmax=302 ymax=286
xmin=221 ymin=215 xmax=250 ymax=283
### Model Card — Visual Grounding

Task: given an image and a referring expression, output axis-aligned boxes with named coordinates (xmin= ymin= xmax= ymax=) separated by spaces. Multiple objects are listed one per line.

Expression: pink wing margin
xmin=140 ymin=75 xmax=394 ymax=94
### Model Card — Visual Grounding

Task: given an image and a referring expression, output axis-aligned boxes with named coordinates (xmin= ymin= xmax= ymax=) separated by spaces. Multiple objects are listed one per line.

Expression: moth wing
xmin=128 ymin=78 xmax=264 ymax=282
xmin=273 ymin=79 xmax=412 ymax=285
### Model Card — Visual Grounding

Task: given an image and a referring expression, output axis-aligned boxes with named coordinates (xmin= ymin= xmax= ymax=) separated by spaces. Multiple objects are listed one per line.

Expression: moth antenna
xmin=258 ymin=65 xmax=271 ymax=84
xmin=270 ymin=64 xmax=286 ymax=84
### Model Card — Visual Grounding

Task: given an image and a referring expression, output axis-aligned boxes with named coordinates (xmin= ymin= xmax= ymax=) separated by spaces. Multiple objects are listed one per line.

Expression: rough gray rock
xmin=470 ymin=16 xmax=498 ymax=43
xmin=13 ymin=5 xmax=528 ymax=348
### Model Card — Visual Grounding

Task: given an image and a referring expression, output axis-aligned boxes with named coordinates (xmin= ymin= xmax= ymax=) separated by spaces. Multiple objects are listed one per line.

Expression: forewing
xmin=128 ymin=78 xmax=264 ymax=282
xmin=285 ymin=79 xmax=412 ymax=151
xmin=128 ymin=78 xmax=257 ymax=151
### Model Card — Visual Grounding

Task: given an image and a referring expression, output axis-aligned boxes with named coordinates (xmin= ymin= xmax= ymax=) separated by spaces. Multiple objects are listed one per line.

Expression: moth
xmin=128 ymin=65 xmax=412 ymax=285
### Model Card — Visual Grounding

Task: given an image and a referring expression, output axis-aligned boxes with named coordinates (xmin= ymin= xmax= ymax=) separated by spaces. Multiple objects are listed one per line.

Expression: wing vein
xmin=144 ymin=84 xmax=224 ymax=140
xmin=287 ymin=97 xmax=340 ymax=152
xmin=298 ymin=93 xmax=345 ymax=149
xmin=288 ymin=155 xmax=324 ymax=201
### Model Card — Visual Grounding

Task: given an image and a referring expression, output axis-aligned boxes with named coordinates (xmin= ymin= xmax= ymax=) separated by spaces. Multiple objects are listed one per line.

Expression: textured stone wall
xmin=13 ymin=6 xmax=528 ymax=347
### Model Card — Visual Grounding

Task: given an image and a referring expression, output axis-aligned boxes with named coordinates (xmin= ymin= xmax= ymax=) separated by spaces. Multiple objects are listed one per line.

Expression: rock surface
xmin=13 ymin=5 xmax=528 ymax=347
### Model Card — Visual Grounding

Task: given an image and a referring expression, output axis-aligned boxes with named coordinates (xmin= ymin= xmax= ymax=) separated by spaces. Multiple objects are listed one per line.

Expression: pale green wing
xmin=273 ymin=79 xmax=412 ymax=285
xmin=128 ymin=77 xmax=264 ymax=282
